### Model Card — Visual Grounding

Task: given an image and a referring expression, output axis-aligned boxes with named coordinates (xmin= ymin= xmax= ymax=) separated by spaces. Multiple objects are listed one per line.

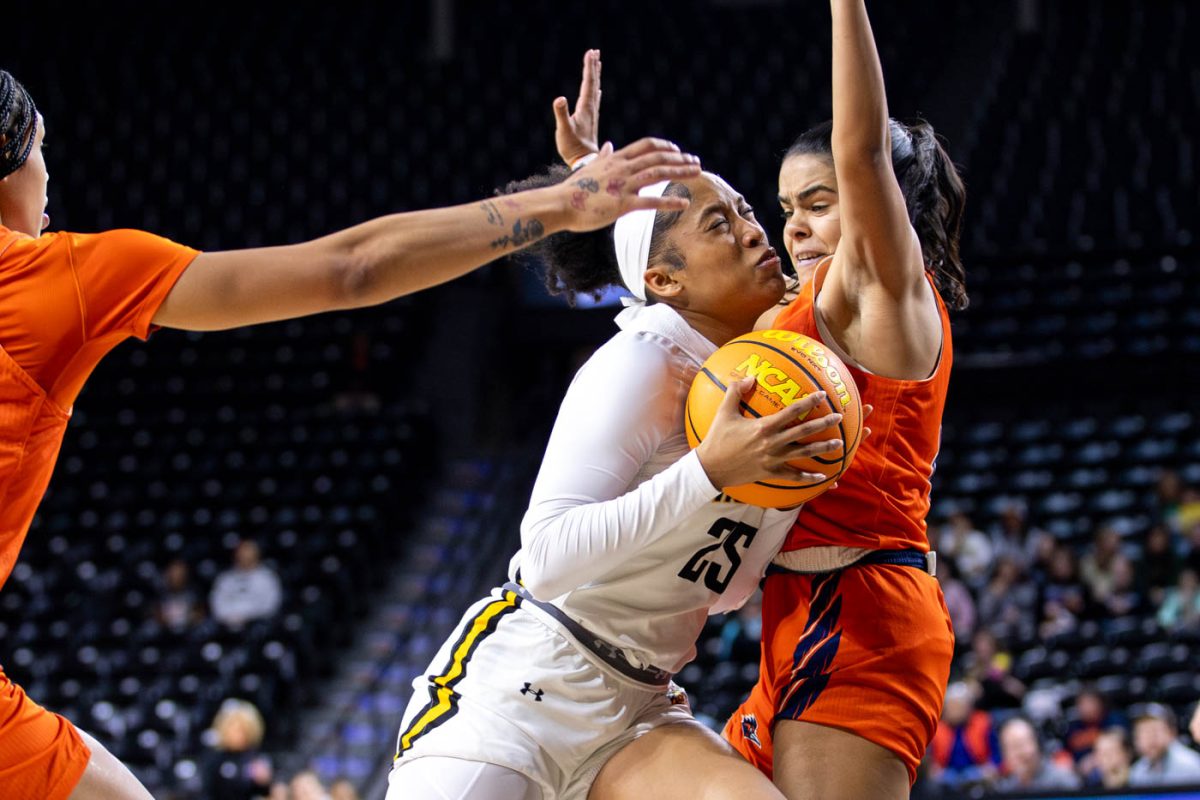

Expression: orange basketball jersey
xmin=774 ymin=258 xmax=952 ymax=553
xmin=0 ymin=225 xmax=197 ymax=589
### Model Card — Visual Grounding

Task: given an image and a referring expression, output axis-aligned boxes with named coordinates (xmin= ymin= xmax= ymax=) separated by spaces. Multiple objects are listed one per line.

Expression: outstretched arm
xmin=826 ymin=0 xmax=924 ymax=300
xmin=153 ymin=137 xmax=697 ymax=331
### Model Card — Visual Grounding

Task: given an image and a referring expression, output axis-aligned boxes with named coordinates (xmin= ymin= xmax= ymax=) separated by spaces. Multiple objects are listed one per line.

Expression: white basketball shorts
xmin=387 ymin=587 xmax=701 ymax=800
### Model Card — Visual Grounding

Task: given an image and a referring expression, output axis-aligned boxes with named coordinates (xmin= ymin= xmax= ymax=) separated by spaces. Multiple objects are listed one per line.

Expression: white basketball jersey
xmin=509 ymin=303 xmax=797 ymax=675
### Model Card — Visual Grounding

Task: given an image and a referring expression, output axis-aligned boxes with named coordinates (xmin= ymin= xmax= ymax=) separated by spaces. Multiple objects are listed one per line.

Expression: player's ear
xmin=644 ymin=265 xmax=682 ymax=299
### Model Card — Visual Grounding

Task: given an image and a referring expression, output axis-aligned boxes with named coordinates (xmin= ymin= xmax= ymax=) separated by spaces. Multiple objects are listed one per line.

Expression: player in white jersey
xmin=386 ymin=163 xmax=848 ymax=800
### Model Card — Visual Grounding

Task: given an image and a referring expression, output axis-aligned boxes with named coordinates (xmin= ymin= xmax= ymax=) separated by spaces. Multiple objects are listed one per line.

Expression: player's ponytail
xmin=890 ymin=120 xmax=968 ymax=311
xmin=784 ymin=118 xmax=969 ymax=310
xmin=501 ymin=166 xmax=690 ymax=306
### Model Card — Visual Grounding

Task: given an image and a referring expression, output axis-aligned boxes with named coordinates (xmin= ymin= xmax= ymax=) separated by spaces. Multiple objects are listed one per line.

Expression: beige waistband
xmin=770 ymin=546 xmax=873 ymax=573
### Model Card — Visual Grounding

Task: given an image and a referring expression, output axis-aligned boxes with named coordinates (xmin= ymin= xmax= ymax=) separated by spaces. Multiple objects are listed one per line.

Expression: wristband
xmin=570 ymin=152 xmax=599 ymax=171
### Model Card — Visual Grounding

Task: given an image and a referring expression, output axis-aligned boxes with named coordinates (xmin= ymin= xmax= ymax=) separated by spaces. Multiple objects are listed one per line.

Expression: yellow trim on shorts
xmin=394 ymin=589 xmax=521 ymax=761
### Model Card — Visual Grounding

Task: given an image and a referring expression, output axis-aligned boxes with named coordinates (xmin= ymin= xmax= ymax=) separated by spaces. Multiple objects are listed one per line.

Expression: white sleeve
xmin=518 ymin=333 xmax=719 ymax=601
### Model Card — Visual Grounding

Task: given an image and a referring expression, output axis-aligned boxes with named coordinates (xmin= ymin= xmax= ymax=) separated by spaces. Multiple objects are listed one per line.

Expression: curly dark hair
xmin=501 ymin=165 xmax=692 ymax=306
xmin=785 ymin=118 xmax=968 ymax=310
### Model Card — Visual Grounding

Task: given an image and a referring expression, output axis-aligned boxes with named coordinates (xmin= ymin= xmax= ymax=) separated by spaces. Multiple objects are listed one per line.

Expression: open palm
xmin=553 ymin=49 xmax=603 ymax=166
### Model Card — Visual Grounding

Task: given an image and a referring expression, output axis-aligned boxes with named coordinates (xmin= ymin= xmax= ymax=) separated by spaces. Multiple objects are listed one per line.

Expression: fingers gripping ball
xmin=686 ymin=330 xmax=863 ymax=508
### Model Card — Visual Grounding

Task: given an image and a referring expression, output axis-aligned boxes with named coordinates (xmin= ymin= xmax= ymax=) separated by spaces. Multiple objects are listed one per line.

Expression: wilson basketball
xmin=685 ymin=330 xmax=864 ymax=509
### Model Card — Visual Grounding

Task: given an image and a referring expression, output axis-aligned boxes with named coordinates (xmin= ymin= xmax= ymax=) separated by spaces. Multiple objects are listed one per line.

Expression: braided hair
xmin=0 ymin=71 xmax=38 ymax=180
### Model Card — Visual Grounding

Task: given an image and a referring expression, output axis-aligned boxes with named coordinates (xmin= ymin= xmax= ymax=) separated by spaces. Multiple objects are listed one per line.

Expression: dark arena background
xmin=4 ymin=1 xmax=1199 ymax=798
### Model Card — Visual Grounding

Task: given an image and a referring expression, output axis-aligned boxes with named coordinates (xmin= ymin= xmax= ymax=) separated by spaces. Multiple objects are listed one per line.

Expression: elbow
xmin=518 ymin=555 xmax=573 ymax=602
xmin=330 ymin=251 xmax=377 ymax=309
xmin=831 ymin=121 xmax=891 ymax=166
xmin=517 ymin=519 xmax=571 ymax=601
xmin=833 ymin=139 xmax=890 ymax=172
xmin=519 ymin=566 xmax=563 ymax=602
xmin=322 ymin=239 xmax=389 ymax=309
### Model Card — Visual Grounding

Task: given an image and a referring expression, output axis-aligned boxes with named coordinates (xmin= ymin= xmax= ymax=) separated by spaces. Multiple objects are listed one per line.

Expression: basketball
xmin=685 ymin=330 xmax=864 ymax=509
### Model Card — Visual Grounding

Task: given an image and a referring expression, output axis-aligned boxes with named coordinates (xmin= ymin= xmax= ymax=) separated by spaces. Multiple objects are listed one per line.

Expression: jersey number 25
xmin=678 ymin=518 xmax=759 ymax=594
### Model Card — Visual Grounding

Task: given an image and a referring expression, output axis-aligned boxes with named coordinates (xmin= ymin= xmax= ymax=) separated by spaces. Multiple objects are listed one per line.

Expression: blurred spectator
xmin=938 ymin=558 xmax=977 ymax=642
xmin=1091 ymin=727 xmax=1134 ymax=789
xmin=1039 ymin=545 xmax=1087 ymax=638
xmin=1096 ymin=555 xmax=1143 ymax=618
xmin=987 ymin=499 xmax=1037 ymax=572
xmin=1157 ymin=568 xmax=1200 ymax=632
xmin=329 ymin=778 xmax=361 ymax=800
xmin=962 ymin=629 xmax=1025 ymax=709
xmin=1028 ymin=531 xmax=1058 ymax=587
xmin=1186 ymin=521 xmax=1200 ymax=576
xmin=202 ymin=698 xmax=273 ymax=800
xmin=1065 ymin=688 xmax=1126 ymax=777
xmin=976 ymin=557 xmax=1037 ymax=641
xmin=995 ymin=716 xmax=1081 ymax=792
xmin=1191 ymin=703 xmax=1200 ymax=746
xmin=290 ymin=770 xmax=330 ymax=800
xmin=211 ymin=539 xmax=283 ymax=630
xmin=1130 ymin=704 xmax=1200 ymax=787
xmin=939 ymin=512 xmax=994 ymax=588
xmin=1154 ymin=470 xmax=1184 ymax=524
xmin=929 ymin=682 xmax=1000 ymax=789
xmin=155 ymin=558 xmax=205 ymax=634
xmin=1079 ymin=524 xmax=1122 ymax=602
xmin=1176 ymin=488 xmax=1200 ymax=536
xmin=1142 ymin=525 xmax=1182 ymax=605
xmin=268 ymin=783 xmax=289 ymax=800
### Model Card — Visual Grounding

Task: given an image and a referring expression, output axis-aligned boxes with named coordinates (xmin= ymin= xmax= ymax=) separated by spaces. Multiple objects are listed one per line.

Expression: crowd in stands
xmin=919 ymin=468 xmax=1200 ymax=796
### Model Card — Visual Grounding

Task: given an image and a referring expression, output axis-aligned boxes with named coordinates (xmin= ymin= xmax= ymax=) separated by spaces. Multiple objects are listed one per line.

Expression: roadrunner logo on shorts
xmin=741 ymin=714 xmax=763 ymax=748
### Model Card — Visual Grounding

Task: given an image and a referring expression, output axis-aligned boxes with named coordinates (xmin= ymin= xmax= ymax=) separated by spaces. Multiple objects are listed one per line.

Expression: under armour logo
xmin=520 ymin=682 xmax=544 ymax=702
xmin=741 ymin=714 xmax=762 ymax=748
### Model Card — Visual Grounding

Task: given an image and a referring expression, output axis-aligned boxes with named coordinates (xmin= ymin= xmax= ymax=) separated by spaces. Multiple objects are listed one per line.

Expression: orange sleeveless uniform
xmin=724 ymin=260 xmax=955 ymax=784
xmin=0 ymin=224 xmax=197 ymax=799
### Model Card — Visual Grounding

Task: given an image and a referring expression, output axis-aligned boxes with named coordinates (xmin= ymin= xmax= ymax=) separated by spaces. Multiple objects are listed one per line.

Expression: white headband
xmin=613 ymin=181 xmax=670 ymax=304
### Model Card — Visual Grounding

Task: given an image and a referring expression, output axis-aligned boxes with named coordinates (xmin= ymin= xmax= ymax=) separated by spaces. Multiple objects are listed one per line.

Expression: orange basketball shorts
xmin=0 ymin=666 xmax=91 ymax=800
xmin=724 ymin=563 xmax=954 ymax=784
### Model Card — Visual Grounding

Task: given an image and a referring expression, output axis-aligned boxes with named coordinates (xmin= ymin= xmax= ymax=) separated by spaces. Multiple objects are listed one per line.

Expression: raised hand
xmin=696 ymin=378 xmax=844 ymax=490
xmin=553 ymin=49 xmax=603 ymax=166
xmin=560 ymin=138 xmax=700 ymax=232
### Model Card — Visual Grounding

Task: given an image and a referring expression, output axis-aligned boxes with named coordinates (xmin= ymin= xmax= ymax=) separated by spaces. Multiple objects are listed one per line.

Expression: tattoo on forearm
xmin=480 ymin=200 xmax=504 ymax=226
xmin=605 ymin=178 xmax=626 ymax=196
xmin=570 ymin=191 xmax=588 ymax=211
xmin=490 ymin=218 xmax=546 ymax=250
xmin=574 ymin=177 xmax=600 ymax=193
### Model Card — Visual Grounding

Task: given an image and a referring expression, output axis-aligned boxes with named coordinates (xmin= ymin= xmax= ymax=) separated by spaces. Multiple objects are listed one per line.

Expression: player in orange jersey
xmin=553 ymin=2 xmax=967 ymax=795
xmin=727 ymin=1 xmax=967 ymax=796
xmin=0 ymin=67 xmax=700 ymax=800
